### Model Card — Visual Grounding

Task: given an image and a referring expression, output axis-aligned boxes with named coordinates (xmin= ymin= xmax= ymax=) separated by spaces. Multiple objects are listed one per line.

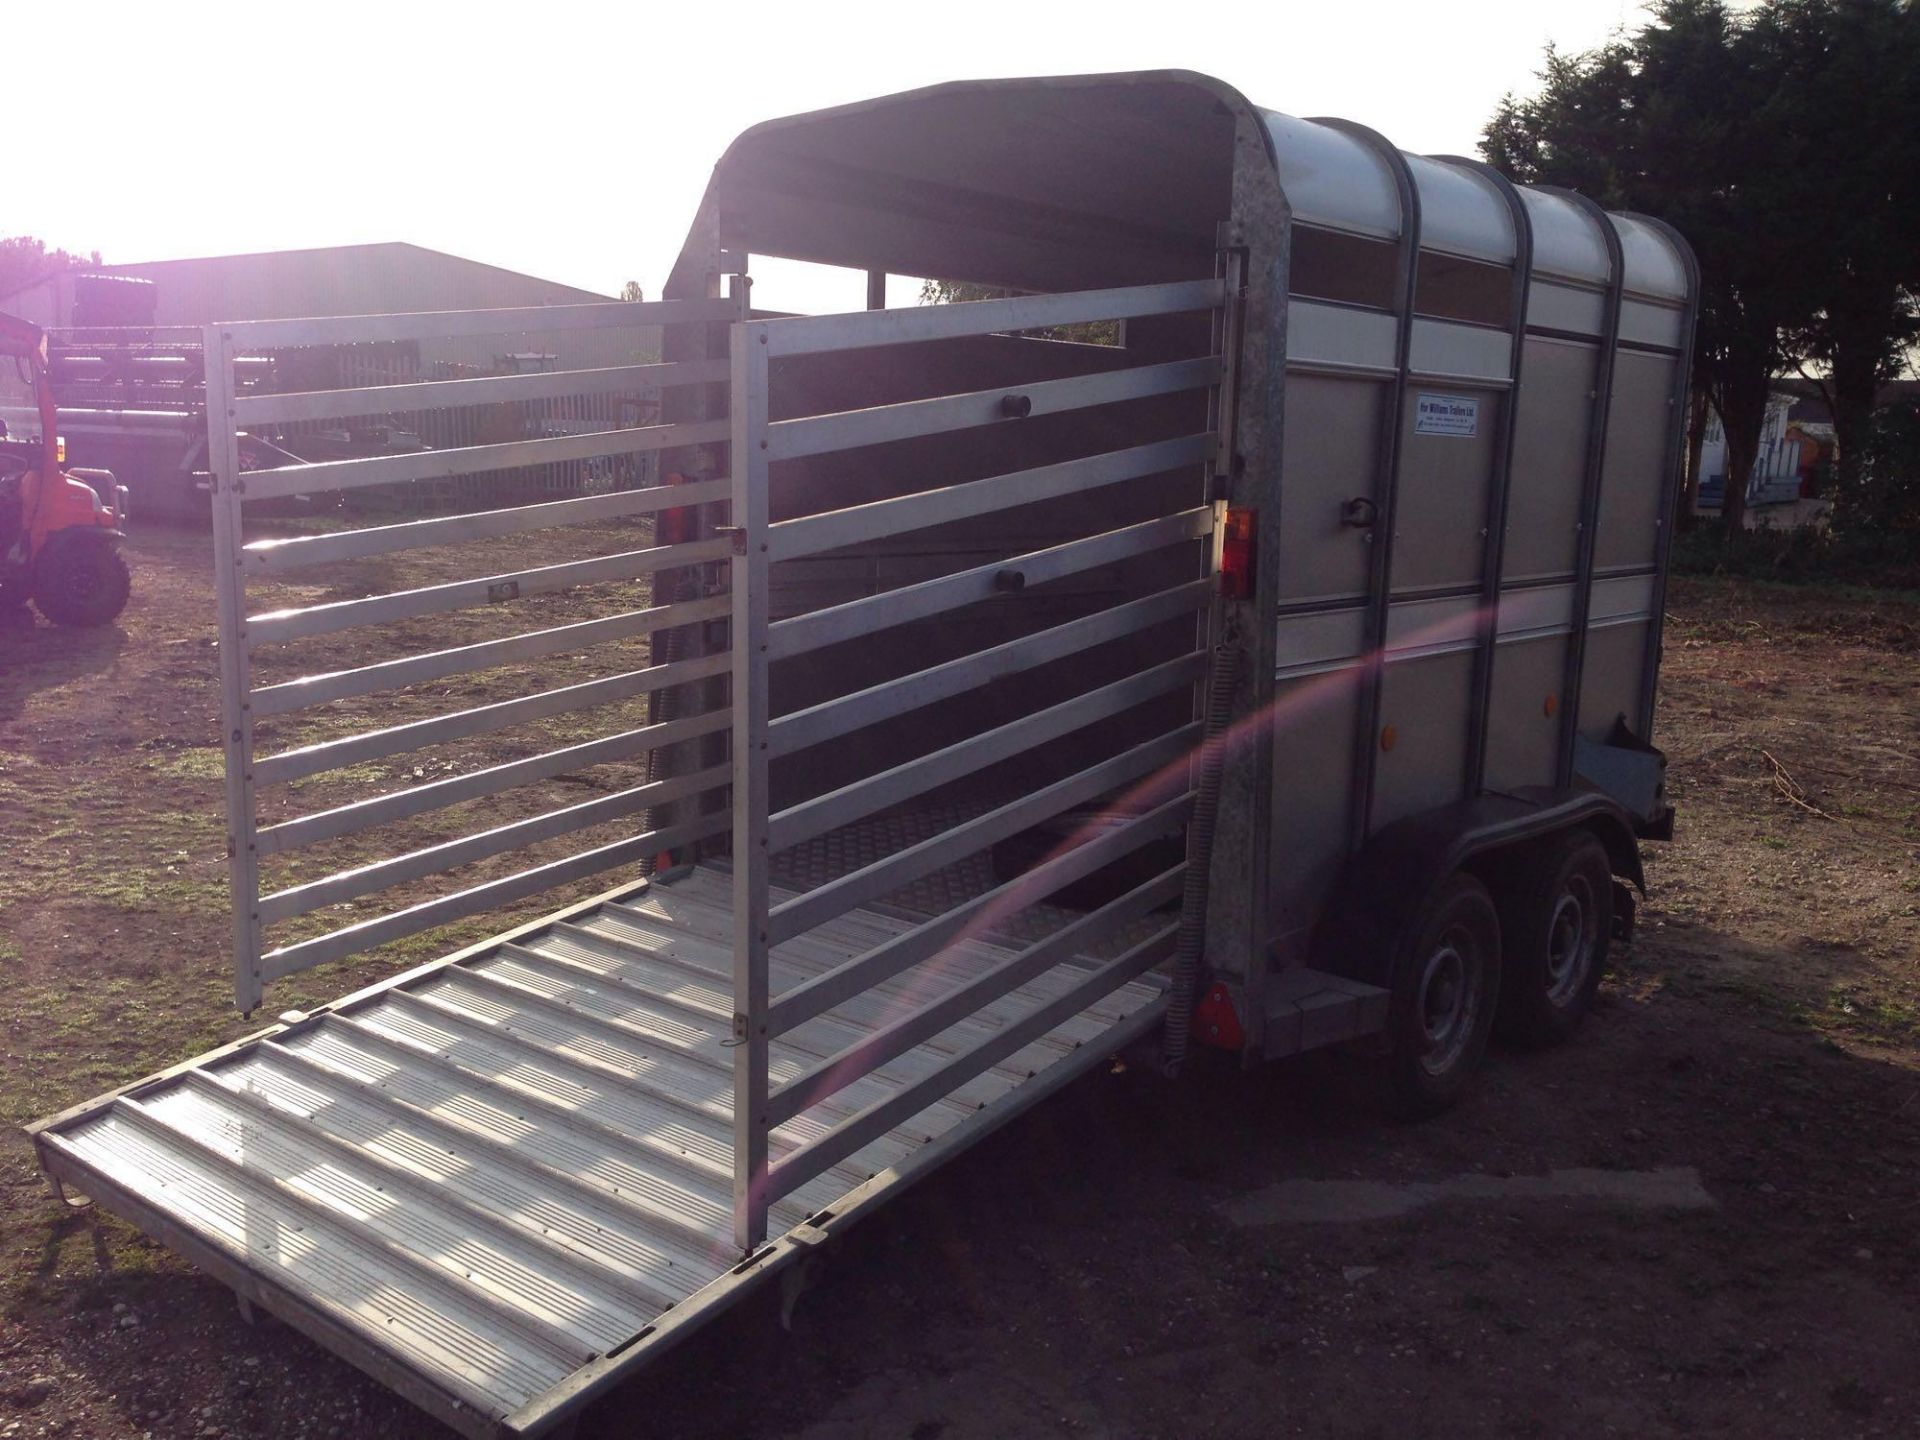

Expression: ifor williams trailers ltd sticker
xmin=1415 ymin=393 xmax=1479 ymax=438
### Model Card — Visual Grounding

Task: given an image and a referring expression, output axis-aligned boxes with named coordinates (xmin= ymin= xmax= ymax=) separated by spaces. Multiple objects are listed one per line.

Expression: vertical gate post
xmin=728 ymin=298 xmax=773 ymax=1253
xmin=205 ymin=327 xmax=264 ymax=1014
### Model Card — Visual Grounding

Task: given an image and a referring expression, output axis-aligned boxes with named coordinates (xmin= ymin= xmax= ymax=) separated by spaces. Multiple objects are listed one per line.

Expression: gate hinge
xmin=723 ymin=1012 xmax=749 ymax=1047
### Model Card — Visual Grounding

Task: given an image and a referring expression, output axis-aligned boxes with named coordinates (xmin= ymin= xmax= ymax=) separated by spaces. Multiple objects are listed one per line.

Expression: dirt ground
xmin=2 ymin=527 xmax=1917 ymax=1440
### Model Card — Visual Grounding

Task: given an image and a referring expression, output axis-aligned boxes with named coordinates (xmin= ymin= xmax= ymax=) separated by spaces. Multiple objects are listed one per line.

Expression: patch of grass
xmin=284 ymin=759 xmax=391 ymax=794
xmin=151 ymin=747 xmax=227 ymax=782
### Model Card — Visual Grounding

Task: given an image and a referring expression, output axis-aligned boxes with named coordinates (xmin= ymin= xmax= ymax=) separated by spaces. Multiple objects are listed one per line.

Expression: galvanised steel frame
xmin=206 ymin=296 xmax=746 ymax=1013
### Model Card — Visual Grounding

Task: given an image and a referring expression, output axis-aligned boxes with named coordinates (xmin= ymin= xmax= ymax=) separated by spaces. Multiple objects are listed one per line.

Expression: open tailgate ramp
xmin=32 ymin=869 xmax=1167 ymax=1438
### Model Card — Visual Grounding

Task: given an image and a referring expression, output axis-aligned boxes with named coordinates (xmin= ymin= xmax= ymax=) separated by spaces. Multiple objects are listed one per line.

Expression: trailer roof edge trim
xmin=669 ymin=69 xmax=1694 ymax=307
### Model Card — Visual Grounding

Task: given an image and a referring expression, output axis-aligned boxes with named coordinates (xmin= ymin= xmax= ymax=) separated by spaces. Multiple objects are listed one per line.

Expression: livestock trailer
xmin=29 ymin=72 xmax=1695 ymax=1439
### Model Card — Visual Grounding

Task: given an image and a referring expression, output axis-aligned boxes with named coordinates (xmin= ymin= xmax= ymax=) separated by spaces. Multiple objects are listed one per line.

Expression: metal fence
xmin=208 ymin=294 xmax=744 ymax=1012
xmin=725 ymin=276 xmax=1233 ymax=1248
xmin=4 ymin=320 xmax=672 ymax=516
xmin=204 ymin=276 xmax=1234 ymax=1251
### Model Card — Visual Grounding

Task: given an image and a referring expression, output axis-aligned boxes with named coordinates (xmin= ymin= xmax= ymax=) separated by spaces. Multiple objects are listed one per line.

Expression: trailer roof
xmin=669 ymin=70 xmax=1692 ymax=305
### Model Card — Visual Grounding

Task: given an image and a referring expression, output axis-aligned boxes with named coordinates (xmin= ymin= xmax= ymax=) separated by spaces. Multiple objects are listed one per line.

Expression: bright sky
xmin=12 ymin=0 xmax=1647 ymax=314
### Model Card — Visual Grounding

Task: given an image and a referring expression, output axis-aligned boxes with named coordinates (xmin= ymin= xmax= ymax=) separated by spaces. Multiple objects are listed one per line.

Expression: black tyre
xmin=1491 ymin=829 xmax=1613 ymax=1048
xmin=33 ymin=539 xmax=132 ymax=627
xmin=1383 ymin=872 xmax=1502 ymax=1118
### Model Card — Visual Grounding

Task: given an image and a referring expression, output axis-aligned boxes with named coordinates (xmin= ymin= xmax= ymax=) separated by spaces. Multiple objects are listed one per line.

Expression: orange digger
xmin=0 ymin=310 xmax=130 ymax=626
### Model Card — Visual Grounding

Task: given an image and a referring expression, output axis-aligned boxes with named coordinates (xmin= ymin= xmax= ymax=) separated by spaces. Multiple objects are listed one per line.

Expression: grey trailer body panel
xmin=32 ymin=68 xmax=1693 ymax=1439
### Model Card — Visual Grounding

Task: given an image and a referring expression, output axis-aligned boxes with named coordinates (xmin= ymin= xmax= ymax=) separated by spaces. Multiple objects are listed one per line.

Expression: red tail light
xmin=1219 ymin=506 xmax=1258 ymax=600
xmin=1196 ymin=982 xmax=1246 ymax=1050
xmin=657 ymin=471 xmax=694 ymax=545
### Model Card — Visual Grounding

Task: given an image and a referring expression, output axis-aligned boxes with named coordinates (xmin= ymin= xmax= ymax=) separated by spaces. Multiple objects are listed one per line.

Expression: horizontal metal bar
xmin=257 ymin=1033 xmax=749 ymax=1249
xmin=1407 ymin=370 xmax=1514 ymax=391
xmin=768 ymin=649 xmax=1205 ymax=854
xmin=180 ymin=1067 xmax=680 ymax=1319
xmin=769 ymin=433 xmax=1212 ymax=562
xmin=250 ymin=592 xmax=731 ymax=717
xmin=248 ymin=536 xmax=733 ymax=647
xmin=307 ymin=1011 xmax=738 ymax=1189
xmin=765 ymin=907 xmax=1181 ymax=1204
xmin=768 ymin=793 xmax=1192 ymax=1039
xmin=760 ymin=279 xmax=1225 ymax=358
xmin=769 ymin=507 xmax=1214 ymax=661
xmin=765 ymin=357 xmax=1218 ymax=462
xmin=770 ymin=580 xmax=1209 ymax=759
xmin=256 ymin=650 xmax=731 ymax=787
xmin=258 ymin=708 xmax=731 ymax=855
xmin=432 ymin=965 xmax=730 ymax=1083
xmin=241 ymin=417 xmax=731 ymax=501
xmin=767 ymin=863 xmax=1183 ymax=1125
xmin=767 ymin=724 xmax=1199 ymax=946
xmin=244 ymin=477 xmax=732 ymax=575
xmin=212 ymin=296 xmax=737 ymax=350
xmin=33 ymin=1127 xmax=510 ymax=1435
xmin=109 ymin=1094 xmax=589 ymax=1367
xmin=492 ymin=941 xmax=723 ymax=1027
xmin=258 ymin=767 xmax=730 ymax=922
xmin=365 ymin=984 xmax=827 ymax=1166
xmin=260 ymin=821 xmax=720 ymax=982
xmin=232 ymin=358 xmax=730 ymax=427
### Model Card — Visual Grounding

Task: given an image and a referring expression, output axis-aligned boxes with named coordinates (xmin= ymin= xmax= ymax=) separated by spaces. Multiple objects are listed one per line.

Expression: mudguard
xmin=1314 ymin=785 xmax=1645 ymax=991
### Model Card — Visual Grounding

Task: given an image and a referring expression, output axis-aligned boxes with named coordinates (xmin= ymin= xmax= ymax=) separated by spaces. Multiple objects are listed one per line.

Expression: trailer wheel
xmin=1491 ymin=829 xmax=1613 ymax=1048
xmin=1383 ymin=872 xmax=1501 ymax=1118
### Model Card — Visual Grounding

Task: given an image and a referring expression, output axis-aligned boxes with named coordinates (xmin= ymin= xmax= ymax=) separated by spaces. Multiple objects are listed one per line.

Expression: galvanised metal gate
xmin=208 ymin=293 xmax=744 ymax=1013
xmin=207 ymin=274 xmax=1237 ymax=1254
xmin=724 ymin=275 xmax=1235 ymax=1247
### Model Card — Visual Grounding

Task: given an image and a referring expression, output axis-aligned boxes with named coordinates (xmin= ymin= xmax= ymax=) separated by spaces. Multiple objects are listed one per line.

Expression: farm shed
xmin=0 ymin=243 xmax=630 ymax=372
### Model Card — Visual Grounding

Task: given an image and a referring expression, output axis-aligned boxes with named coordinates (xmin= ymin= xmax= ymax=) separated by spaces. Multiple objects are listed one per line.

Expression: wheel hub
xmin=1544 ymin=876 xmax=1595 ymax=1007
xmin=1417 ymin=931 xmax=1480 ymax=1076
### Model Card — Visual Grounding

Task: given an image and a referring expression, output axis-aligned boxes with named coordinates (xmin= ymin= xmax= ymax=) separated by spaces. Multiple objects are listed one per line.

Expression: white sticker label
xmin=1415 ymin=392 xmax=1479 ymax=437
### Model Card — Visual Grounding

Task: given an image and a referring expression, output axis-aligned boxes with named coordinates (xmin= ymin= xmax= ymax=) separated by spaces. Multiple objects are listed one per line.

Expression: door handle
xmin=1340 ymin=496 xmax=1378 ymax=529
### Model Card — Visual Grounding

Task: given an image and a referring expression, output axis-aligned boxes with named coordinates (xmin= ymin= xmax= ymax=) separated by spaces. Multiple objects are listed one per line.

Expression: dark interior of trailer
xmin=685 ymin=80 xmax=1238 ymax=860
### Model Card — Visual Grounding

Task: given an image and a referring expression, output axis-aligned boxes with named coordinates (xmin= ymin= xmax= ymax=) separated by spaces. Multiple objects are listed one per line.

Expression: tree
xmin=1484 ymin=0 xmax=1827 ymax=534
xmin=1832 ymin=395 xmax=1920 ymax=537
xmin=1772 ymin=0 xmax=1920 ymax=496
xmin=0 ymin=236 xmax=101 ymax=304
xmin=621 ymin=280 xmax=646 ymax=302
